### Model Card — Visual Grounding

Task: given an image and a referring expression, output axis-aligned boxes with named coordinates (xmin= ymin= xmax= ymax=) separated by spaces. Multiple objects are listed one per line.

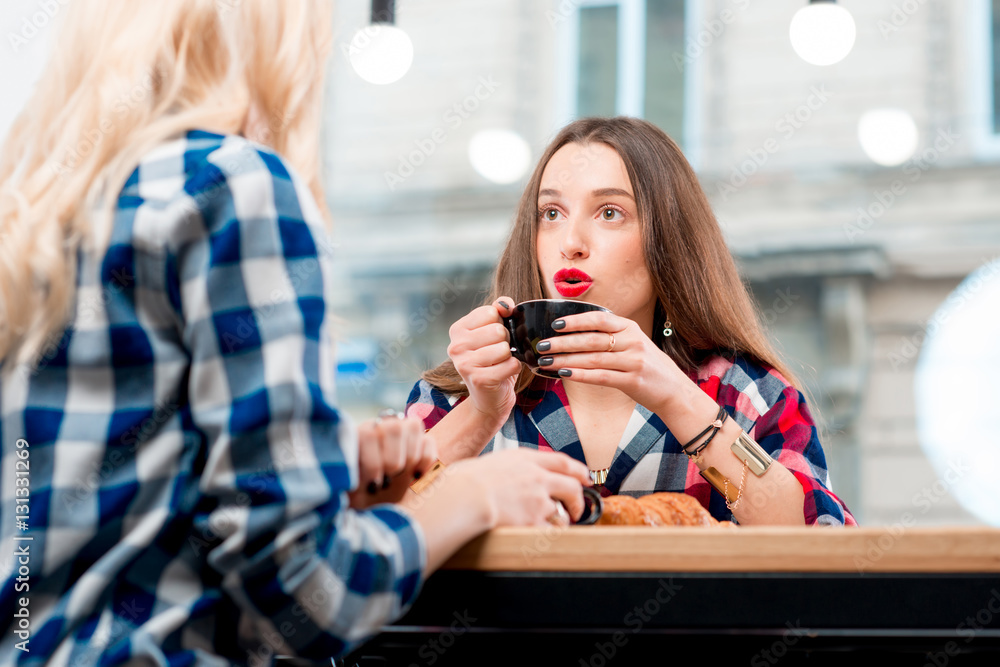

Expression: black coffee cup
xmin=502 ymin=299 xmax=611 ymax=379
xmin=577 ymin=486 xmax=603 ymax=525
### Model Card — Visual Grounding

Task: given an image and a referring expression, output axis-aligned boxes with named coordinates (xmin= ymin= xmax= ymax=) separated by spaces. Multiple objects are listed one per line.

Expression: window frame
xmin=968 ymin=0 xmax=1000 ymax=159
xmin=554 ymin=0 xmax=703 ymax=168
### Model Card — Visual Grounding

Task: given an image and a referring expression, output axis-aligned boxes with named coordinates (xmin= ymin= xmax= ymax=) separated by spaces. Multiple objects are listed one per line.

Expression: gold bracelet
xmin=699 ymin=467 xmax=738 ymax=504
xmin=723 ymin=459 xmax=749 ymax=511
xmin=698 ymin=431 xmax=771 ymax=509
xmin=730 ymin=430 xmax=773 ymax=477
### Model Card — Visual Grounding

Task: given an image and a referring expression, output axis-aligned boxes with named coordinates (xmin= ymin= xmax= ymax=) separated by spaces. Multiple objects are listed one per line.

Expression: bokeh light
xmin=349 ymin=24 xmax=414 ymax=85
xmin=789 ymin=2 xmax=857 ymax=66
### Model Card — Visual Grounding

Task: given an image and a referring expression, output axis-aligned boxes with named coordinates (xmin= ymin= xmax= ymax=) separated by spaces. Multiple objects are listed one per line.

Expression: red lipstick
xmin=553 ymin=268 xmax=593 ymax=298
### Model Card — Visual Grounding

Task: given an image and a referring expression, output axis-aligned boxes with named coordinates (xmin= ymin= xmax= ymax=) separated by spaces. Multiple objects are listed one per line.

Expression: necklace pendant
xmin=589 ymin=468 xmax=609 ymax=485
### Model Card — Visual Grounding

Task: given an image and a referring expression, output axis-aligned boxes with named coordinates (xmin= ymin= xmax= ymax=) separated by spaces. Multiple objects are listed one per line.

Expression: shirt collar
xmin=524 ymin=378 xmax=667 ymax=494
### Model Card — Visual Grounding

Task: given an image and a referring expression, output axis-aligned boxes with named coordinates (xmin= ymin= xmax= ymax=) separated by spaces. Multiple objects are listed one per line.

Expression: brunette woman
xmin=408 ymin=117 xmax=855 ymax=527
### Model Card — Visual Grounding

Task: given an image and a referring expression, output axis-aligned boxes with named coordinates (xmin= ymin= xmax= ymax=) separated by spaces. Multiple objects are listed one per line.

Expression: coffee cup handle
xmin=576 ymin=486 xmax=603 ymax=525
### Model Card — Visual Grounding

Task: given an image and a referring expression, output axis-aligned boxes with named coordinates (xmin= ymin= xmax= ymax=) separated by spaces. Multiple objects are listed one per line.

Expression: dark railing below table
xmin=344 ymin=527 xmax=1000 ymax=666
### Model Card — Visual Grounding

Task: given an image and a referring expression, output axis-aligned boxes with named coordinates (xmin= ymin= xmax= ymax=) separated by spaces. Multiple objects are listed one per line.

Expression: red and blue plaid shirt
xmin=407 ymin=355 xmax=856 ymax=526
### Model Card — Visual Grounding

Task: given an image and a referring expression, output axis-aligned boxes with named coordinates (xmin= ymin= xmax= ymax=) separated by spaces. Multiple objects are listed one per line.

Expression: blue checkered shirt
xmin=0 ymin=131 xmax=425 ymax=666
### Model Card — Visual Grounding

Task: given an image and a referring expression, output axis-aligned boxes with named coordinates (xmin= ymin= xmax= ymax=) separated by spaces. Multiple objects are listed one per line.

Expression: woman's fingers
xmin=538 ymin=331 xmax=623 ymax=355
xmin=414 ymin=430 xmax=439 ymax=478
xmin=539 ymin=351 xmax=631 ymax=371
xmin=551 ymin=310 xmax=624 ymax=334
xmin=527 ymin=449 xmax=591 ymax=484
xmin=377 ymin=416 xmax=408 ymax=479
xmin=514 ymin=452 xmax=588 ymax=524
xmin=358 ymin=415 xmax=427 ymax=492
xmin=465 ymin=340 xmax=518 ymax=369
xmin=351 ymin=416 xmax=437 ymax=510
xmin=450 ymin=296 xmax=515 ymax=337
xmin=545 ymin=473 xmax=587 ymax=522
xmin=539 ymin=367 xmax=622 ymax=388
xmin=356 ymin=420 xmax=384 ymax=493
xmin=450 ymin=322 xmax=511 ymax=355
xmin=397 ymin=416 xmax=427 ymax=473
xmin=454 ymin=339 xmax=520 ymax=392
xmin=493 ymin=296 xmax=516 ymax=316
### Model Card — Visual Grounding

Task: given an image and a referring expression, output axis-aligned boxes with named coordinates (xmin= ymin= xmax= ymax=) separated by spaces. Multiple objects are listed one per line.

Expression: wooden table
xmin=343 ymin=527 xmax=1000 ymax=666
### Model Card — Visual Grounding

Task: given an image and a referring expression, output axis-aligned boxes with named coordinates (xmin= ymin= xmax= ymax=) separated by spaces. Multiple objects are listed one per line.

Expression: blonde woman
xmin=0 ymin=2 xmax=589 ymax=665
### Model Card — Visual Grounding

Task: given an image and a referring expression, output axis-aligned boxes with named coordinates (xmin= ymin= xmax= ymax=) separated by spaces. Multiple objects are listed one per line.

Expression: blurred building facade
xmin=322 ymin=0 xmax=1000 ymax=526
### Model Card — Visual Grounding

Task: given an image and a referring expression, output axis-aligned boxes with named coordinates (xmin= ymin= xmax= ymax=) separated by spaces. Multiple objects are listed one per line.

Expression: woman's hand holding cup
xmin=447 ymin=297 xmax=522 ymax=424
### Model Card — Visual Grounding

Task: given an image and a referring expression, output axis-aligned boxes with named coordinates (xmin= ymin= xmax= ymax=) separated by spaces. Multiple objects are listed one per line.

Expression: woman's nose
xmin=559 ymin=217 xmax=589 ymax=260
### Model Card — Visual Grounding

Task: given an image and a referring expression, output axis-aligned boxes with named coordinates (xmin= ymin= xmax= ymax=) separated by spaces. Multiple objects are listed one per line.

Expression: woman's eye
xmin=542 ymin=208 xmax=559 ymax=221
xmin=601 ymin=207 xmax=623 ymax=221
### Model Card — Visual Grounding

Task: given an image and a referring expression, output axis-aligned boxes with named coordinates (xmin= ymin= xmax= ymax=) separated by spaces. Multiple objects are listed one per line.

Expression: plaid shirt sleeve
xmin=709 ymin=357 xmax=856 ymax=526
xmin=404 ymin=379 xmax=459 ymax=429
xmin=172 ymin=139 xmax=426 ymax=657
xmin=749 ymin=383 xmax=857 ymax=526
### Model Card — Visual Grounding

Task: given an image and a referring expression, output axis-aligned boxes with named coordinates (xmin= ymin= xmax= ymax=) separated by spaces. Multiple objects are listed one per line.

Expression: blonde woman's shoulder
xmin=127 ymin=130 xmax=324 ymax=251
xmin=131 ymin=130 xmax=291 ymax=200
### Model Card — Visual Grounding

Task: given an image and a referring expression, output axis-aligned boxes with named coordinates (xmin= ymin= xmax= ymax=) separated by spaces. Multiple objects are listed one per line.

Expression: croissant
xmin=597 ymin=492 xmax=729 ymax=527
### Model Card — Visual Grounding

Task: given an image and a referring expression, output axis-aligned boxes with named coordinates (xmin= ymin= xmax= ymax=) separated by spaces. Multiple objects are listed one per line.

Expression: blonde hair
xmin=0 ymin=0 xmax=333 ymax=365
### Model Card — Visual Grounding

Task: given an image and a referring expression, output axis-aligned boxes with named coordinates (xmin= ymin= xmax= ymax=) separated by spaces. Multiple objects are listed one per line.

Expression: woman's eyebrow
xmin=591 ymin=187 xmax=634 ymax=200
xmin=538 ymin=187 xmax=634 ymax=199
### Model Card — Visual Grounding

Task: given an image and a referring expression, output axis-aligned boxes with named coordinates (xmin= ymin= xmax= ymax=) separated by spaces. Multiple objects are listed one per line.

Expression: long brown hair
xmin=424 ymin=117 xmax=798 ymax=395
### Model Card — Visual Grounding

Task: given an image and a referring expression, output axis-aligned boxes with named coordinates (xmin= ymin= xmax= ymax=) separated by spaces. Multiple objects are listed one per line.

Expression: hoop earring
xmin=663 ymin=321 xmax=673 ymax=338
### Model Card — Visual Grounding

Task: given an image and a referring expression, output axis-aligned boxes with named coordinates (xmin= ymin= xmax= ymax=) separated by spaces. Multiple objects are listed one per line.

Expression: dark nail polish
xmin=538 ymin=356 xmax=554 ymax=367
xmin=558 ymin=368 xmax=573 ymax=377
xmin=552 ymin=319 xmax=566 ymax=330
xmin=367 ymin=481 xmax=378 ymax=495
xmin=499 ymin=300 xmax=511 ymax=309
xmin=382 ymin=475 xmax=392 ymax=490
xmin=413 ymin=470 xmax=423 ymax=480
xmin=536 ymin=340 xmax=551 ymax=352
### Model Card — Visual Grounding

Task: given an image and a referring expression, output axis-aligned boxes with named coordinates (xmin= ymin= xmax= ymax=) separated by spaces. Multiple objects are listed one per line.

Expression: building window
xmin=565 ymin=0 xmax=689 ymax=147
xmin=577 ymin=6 xmax=619 ymax=118
xmin=993 ymin=0 xmax=1000 ymax=133
xmin=643 ymin=0 xmax=687 ymax=141
xmin=970 ymin=0 xmax=1000 ymax=156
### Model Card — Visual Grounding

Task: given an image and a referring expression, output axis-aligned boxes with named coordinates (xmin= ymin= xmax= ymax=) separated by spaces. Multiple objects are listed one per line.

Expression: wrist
xmin=470 ymin=402 xmax=511 ymax=432
xmin=402 ymin=463 xmax=497 ymax=572
xmin=459 ymin=399 xmax=510 ymax=453
xmin=438 ymin=430 xmax=484 ymax=463
xmin=653 ymin=376 xmax=716 ymax=431
xmin=467 ymin=392 xmax=514 ymax=425
xmin=440 ymin=461 xmax=499 ymax=530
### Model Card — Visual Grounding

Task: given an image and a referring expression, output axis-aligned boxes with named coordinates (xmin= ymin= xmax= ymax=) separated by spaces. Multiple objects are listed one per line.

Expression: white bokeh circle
xmin=914 ymin=259 xmax=1000 ymax=526
xmin=858 ymin=109 xmax=920 ymax=167
xmin=349 ymin=25 xmax=414 ymax=85
xmin=789 ymin=3 xmax=857 ymax=66
xmin=468 ymin=129 xmax=532 ymax=185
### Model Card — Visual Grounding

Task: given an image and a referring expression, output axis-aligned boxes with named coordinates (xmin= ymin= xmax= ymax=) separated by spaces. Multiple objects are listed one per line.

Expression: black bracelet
xmin=688 ymin=411 xmax=729 ymax=458
xmin=682 ymin=405 xmax=727 ymax=453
